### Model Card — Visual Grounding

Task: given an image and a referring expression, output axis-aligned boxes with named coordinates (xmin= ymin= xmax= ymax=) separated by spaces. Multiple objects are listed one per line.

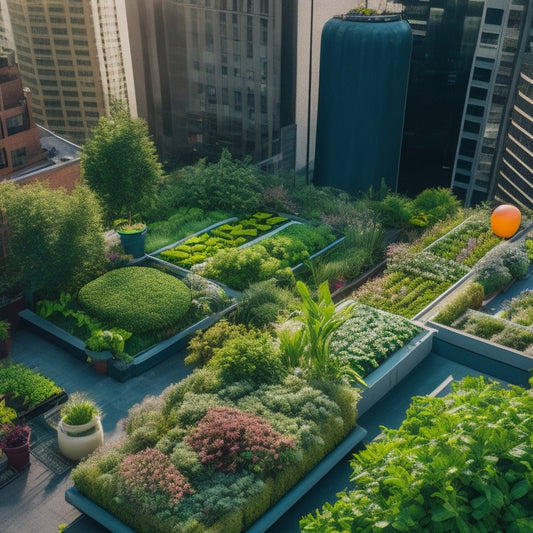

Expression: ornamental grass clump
xmin=117 ymin=448 xmax=193 ymax=513
xmin=185 ymin=406 xmax=295 ymax=475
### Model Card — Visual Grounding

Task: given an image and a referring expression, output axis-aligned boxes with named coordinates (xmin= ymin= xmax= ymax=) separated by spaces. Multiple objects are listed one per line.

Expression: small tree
xmin=0 ymin=182 xmax=106 ymax=298
xmin=81 ymin=103 xmax=163 ymax=225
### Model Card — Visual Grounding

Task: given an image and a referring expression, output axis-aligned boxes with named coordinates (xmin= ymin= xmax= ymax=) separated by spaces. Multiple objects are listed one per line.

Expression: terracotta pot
xmin=57 ymin=417 xmax=104 ymax=461
xmin=2 ymin=434 xmax=31 ymax=471
xmin=0 ymin=337 xmax=11 ymax=359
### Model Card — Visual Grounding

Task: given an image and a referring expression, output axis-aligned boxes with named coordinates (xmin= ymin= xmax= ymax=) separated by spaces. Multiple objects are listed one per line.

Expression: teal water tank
xmin=313 ymin=14 xmax=412 ymax=193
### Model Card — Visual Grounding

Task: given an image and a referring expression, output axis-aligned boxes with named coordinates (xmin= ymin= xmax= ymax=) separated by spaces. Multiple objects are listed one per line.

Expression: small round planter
xmin=85 ymin=349 xmax=113 ymax=375
xmin=1 ymin=433 xmax=31 ymax=471
xmin=117 ymin=226 xmax=147 ymax=259
xmin=57 ymin=417 xmax=104 ymax=461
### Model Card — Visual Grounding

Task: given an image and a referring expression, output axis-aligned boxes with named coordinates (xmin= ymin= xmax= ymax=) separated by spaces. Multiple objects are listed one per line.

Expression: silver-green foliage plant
xmin=330 ymin=304 xmax=421 ymax=377
xmin=301 ymin=376 xmax=533 ymax=533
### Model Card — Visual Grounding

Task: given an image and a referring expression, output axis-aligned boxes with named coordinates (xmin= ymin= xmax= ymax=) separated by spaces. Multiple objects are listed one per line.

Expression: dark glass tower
xmin=125 ymin=0 xmax=297 ymax=170
xmin=398 ymin=0 xmax=485 ymax=196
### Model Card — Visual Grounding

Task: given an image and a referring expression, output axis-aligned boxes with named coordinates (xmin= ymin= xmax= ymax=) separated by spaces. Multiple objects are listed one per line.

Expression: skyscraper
xmin=125 ymin=0 xmax=297 ymax=169
xmin=451 ymin=0 xmax=533 ymax=206
xmin=1 ymin=0 xmax=135 ymax=145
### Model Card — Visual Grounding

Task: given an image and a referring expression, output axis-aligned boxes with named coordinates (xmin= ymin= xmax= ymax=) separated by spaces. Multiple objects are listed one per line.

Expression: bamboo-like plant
xmin=281 ymin=281 xmax=366 ymax=386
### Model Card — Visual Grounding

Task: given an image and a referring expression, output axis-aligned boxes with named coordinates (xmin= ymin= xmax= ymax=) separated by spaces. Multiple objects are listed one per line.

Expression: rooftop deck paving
xmin=0 ymin=324 xmax=512 ymax=533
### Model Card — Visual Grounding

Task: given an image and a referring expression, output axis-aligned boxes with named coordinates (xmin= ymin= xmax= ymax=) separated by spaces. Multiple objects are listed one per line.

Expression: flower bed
xmin=192 ymin=223 xmax=339 ymax=291
xmin=157 ymin=211 xmax=289 ymax=268
xmin=425 ymin=213 xmax=501 ymax=266
xmin=331 ymin=304 xmax=422 ymax=377
xmin=354 ymin=210 xmax=505 ymax=319
xmin=69 ymin=371 xmax=359 ymax=533
xmin=22 ymin=261 xmax=236 ymax=380
xmin=301 ymin=376 xmax=533 ymax=532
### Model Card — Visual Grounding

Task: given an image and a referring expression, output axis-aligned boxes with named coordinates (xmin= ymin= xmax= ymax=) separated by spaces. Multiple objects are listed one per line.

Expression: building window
xmin=0 ymin=148 xmax=7 ymax=169
xmin=485 ymin=8 xmax=503 ymax=26
xmin=6 ymin=114 xmax=25 ymax=136
xmin=234 ymin=90 xmax=242 ymax=111
xmin=11 ymin=147 xmax=27 ymax=168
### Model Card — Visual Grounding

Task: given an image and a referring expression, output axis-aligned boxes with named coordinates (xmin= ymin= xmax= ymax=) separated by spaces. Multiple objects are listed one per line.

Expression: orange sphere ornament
xmin=491 ymin=204 xmax=521 ymax=238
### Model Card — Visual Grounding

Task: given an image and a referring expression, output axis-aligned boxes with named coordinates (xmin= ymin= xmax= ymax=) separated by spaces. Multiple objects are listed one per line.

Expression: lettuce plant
xmin=301 ymin=376 xmax=533 ymax=532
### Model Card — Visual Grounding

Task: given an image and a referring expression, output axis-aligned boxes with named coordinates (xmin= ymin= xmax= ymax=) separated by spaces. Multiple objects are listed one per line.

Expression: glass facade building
xmin=397 ymin=0 xmax=485 ymax=196
xmin=125 ymin=0 xmax=297 ymax=169
xmin=450 ymin=0 xmax=533 ymax=205
xmin=1 ymin=0 xmax=133 ymax=145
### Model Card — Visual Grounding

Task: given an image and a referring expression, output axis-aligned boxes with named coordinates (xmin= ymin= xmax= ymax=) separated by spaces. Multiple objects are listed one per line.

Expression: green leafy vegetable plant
xmin=301 ymin=376 xmax=533 ymax=532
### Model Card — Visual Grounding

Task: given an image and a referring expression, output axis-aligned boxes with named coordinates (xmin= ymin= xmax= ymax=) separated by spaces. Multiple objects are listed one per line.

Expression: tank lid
xmin=334 ymin=13 xmax=402 ymax=23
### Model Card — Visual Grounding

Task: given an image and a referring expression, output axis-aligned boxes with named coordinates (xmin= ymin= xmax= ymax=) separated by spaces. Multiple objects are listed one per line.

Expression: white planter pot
xmin=57 ymin=416 xmax=104 ymax=460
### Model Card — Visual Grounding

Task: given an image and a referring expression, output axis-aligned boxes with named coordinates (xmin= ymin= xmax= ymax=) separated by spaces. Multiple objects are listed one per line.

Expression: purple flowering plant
xmin=0 ymin=422 xmax=30 ymax=448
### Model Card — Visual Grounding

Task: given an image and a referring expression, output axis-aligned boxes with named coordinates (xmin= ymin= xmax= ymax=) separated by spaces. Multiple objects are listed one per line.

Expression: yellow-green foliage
xmin=433 ymin=281 xmax=484 ymax=326
xmin=78 ymin=266 xmax=191 ymax=333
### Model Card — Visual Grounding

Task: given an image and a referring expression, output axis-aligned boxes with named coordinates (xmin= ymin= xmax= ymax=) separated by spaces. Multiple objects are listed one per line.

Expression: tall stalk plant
xmin=280 ymin=281 xmax=366 ymax=386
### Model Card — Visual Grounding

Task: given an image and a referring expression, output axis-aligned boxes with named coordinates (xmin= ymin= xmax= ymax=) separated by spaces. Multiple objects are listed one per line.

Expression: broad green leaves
xmin=300 ymin=376 xmax=533 ymax=532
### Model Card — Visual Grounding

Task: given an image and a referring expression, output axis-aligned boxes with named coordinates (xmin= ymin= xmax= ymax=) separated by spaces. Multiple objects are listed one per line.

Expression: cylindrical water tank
xmin=313 ymin=14 xmax=412 ymax=193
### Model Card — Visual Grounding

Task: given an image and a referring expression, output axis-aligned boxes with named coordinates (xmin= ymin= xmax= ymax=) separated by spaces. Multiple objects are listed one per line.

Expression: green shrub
xmin=301 ymin=376 xmax=533 ymax=532
xmin=491 ymin=326 xmax=533 ymax=352
xmin=501 ymin=289 xmax=533 ymax=326
xmin=196 ymin=245 xmax=294 ymax=290
xmin=208 ymin=329 xmax=285 ymax=385
xmin=411 ymin=187 xmax=461 ymax=224
xmin=455 ymin=312 xmax=506 ymax=338
xmin=233 ymin=279 xmax=296 ymax=329
xmin=433 ymin=282 xmax=484 ymax=325
xmin=185 ymin=320 xmax=248 ymax=367
xmin=173 ymin=149 xmax=264 ymax=214
xmin=474 ymin=259 xmax=513 ymax=295
xmin=78 ymin=266 xmax=191 ymax=333
xmin=500 ymin=241 xmax=530 ymax=278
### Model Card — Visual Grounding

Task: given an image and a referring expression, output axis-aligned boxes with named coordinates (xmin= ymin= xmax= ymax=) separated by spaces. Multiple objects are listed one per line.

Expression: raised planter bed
xmin=356 ymin=326 xmax=434 ymax=416
xmin=4 ymin=390 xmax=68 ymax=423
xmin=65 ymin=425 xmax=367 ymax=533
xmin=427 ymin=320 xmax=533 ymax=386
xmin=20 ymin=301 xmax=236 ymax=382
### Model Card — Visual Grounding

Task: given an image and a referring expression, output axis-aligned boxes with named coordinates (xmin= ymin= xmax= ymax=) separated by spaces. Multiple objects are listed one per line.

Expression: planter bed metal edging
xmin=357 ymin=327 xmax=435 ymax=416
xmin=65 ymin=425 xmax=367 ymax=533
xmin=428 ymin=320 xmax=533 ymax=386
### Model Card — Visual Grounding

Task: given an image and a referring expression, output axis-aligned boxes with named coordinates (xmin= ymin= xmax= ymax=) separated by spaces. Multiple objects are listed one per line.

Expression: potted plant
xmin=114 ymin=219 xmax=148 ymax=259
xmin=0 ymin=422 xmax=31 ymax=470
xmin=57 ymin=393 xmax=104 ymax=461
xmin=85 ymin=328 xmax=132 ymax=374
xmin=0 ymin=319 xmax=11 ymax=359
xmin=81 ymin=104 xmax=163 ymax=259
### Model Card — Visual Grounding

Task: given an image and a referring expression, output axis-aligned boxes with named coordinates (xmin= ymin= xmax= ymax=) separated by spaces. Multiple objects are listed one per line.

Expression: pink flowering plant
xmin=117 ymin=448 xmax=193 ymax=513
xmin=185 ymin=406 xmax=295 ymax=475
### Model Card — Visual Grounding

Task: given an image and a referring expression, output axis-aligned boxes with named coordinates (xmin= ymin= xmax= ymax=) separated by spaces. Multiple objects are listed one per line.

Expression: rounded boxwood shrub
xmin=78 ymin=267 xmax=191 ymax=333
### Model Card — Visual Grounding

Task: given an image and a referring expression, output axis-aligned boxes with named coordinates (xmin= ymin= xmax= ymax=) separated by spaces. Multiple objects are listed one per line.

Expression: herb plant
xmin=301 ymin=376 xmax=533 ymax=532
